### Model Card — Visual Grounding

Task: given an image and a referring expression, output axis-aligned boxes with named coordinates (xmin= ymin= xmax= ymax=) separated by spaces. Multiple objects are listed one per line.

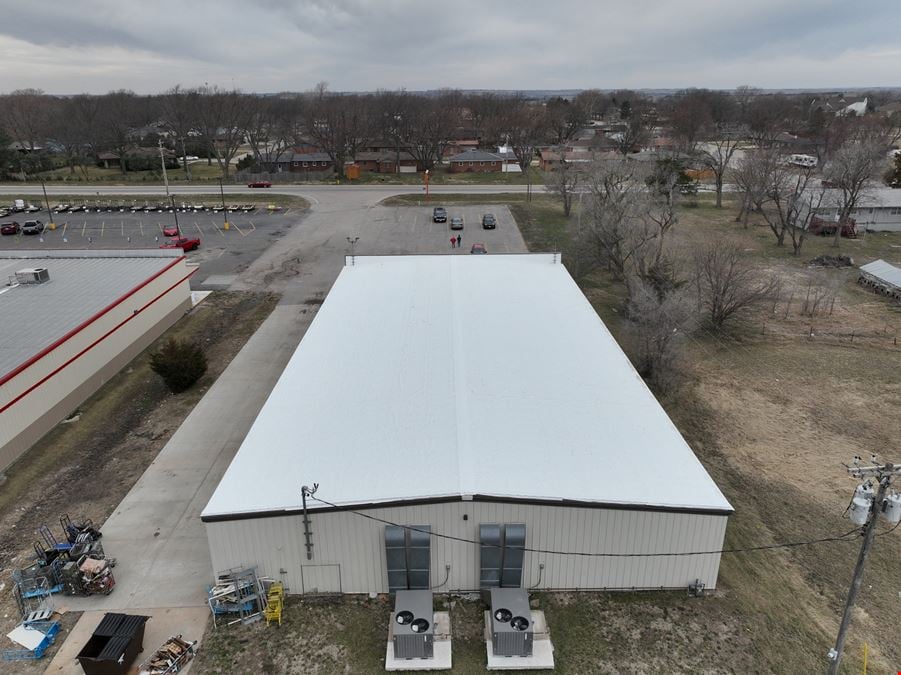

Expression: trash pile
xmin=138 ymin=635 xmax=198 ymax=674
xmin=207 ymin=567 xmax=269 ymax=627
xmin=11 ymin=514 xmax=113 ymax=621
xmin=809 ymin=254 xmax=854 ymax=267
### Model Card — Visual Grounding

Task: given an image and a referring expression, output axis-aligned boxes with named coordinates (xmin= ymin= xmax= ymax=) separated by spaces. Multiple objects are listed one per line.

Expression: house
xmin=353 ymin=151 xmax=420 ymax=173
xmin=538 ymin=148 xmax=595 ymax=171
xmin=816 ymin=187 xmax=901 ymax=232
xmin=263 ymin=151 xmax=333 ymax=173
xmin=201 ymin=254 xmax=733 ymax=595
xmin=447 ymin=148 xmax=503 ymax=173
xmin=96 ymin=147 xmax=177 ymax=170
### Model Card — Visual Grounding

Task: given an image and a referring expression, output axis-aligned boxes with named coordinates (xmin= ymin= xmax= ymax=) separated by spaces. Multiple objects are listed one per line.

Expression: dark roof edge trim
xmin=201 ymin=494 xmax=733 ymax=523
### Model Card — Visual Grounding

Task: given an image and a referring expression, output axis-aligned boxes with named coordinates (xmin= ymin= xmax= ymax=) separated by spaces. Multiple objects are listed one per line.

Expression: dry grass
xmin=190 ymin=193 xmax=901 ymax=673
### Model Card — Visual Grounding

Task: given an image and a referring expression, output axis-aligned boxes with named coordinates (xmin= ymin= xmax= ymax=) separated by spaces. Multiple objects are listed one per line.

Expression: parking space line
xmin=139 ymin=221 xmax=144 ymax=236
xmin=209 ymin=219 xmax=224 ymax=236
xmin=61 ymin=222 xmax=68 ymax=237
xmin=158 ymin=222 xmax=165 ymax=234
xmin=248 ymin=221 xmax=256 ymax=232
xmin=100 ymin=221 xmax=105 ymax=237
xmin=231 ymin=221 xmax=246 ymax=236
xmin=81 ymin=221 xmax=87 ymax=237
xmin=194 ymin=222 xmax=204 ymax=235
xmin=120 ymin=221 xmax=124 ymax=237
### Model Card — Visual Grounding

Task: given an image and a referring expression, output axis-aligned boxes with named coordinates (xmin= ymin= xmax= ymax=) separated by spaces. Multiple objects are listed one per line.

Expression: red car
xmin=162 ymin=225 xmax=179 ymax=237
xmin=159 ymin=236 xmax=201 ymax=252
xmin=248 ymin=181 xmax=271 ymax=188
xmin=0 ymin=221 xmax=20 ymax=235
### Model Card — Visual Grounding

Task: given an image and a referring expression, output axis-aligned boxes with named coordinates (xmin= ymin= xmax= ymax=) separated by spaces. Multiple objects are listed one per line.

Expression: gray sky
xmin=0 ymin=0 xmax=898 ymax=94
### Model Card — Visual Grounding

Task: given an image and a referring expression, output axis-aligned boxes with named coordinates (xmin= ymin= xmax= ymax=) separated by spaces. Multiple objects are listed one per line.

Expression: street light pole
xmin=40 ymin=180 xmax=55 ymax=230
xmin=219 ymin=178 xmax=229 ymax=231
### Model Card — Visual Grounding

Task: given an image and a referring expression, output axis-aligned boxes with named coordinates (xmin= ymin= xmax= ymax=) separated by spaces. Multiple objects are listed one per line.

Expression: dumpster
xmin=76 ymin=613 xmax=149 ymax=675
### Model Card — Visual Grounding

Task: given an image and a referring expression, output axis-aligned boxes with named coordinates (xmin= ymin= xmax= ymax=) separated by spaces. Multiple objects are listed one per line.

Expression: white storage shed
xmin=202 ymin=254 xmax=732 ymax=595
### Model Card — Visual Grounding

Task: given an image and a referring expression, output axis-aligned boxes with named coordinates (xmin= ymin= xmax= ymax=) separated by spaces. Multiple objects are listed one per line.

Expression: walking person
xmin=450 ymin=236 xmax=456 ymax=249
xmin=456 ymin=233 xmax=462 ymax=248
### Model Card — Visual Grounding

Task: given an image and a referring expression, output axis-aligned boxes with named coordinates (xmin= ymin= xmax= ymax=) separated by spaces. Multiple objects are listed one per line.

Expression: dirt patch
xmin=0 ymin=291 xmax=277 ymax=671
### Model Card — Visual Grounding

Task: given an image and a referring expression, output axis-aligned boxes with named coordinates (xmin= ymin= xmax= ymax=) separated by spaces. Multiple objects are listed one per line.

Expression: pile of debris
xmin=11 ymin=514 xmax=114 ymax=620
xmin=810 ymin=254 xmax=854 ymax=268
xmin=138 ymin=634 xmax=198 ymax=674
xmin=207 ymin=567 xmax=268 ymax=627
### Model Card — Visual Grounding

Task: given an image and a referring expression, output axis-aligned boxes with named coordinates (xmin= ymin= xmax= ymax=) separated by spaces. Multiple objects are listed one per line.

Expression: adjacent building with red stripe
xmin=0 ymin=250 xmax=195 ymax=470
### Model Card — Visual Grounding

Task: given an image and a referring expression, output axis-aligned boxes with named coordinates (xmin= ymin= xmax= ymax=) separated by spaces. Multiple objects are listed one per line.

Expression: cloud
xmin=0 ymin=0 xmax=898 ymax=93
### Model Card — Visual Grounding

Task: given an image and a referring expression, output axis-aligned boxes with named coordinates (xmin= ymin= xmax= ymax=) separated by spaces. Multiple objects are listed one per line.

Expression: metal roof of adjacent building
xmin=203 ymin=254 xmax=732 ymax=520
xmin=859 ymin=259 xmax=901 ymax=288
xmin=0 ymin=250 xmax=182 ymax=379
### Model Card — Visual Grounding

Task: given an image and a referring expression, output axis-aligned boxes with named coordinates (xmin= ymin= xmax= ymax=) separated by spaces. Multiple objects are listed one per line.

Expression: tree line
xmin=2 ymin=84 xmax=898 ymax=182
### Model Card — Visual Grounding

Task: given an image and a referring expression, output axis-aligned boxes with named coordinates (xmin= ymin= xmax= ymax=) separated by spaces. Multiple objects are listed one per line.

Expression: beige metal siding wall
xmin=0 ymin=260 xmax=192 ymax=469
xmin=205 ymin=502 xmax=727 ymax=594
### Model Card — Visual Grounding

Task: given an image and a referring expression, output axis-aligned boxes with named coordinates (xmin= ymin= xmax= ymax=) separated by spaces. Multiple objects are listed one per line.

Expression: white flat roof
xmin=202 ymin=254 xmax=732 ymax=519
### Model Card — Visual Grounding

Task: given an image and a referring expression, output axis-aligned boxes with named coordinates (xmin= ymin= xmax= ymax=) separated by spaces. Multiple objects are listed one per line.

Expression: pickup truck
xmin=159 ymin=236 xmax=201 ymax=252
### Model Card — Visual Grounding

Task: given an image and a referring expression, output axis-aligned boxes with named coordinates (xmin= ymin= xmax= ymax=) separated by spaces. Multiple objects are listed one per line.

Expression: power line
xmin=311 ymin=495 xmax=861 ymax=559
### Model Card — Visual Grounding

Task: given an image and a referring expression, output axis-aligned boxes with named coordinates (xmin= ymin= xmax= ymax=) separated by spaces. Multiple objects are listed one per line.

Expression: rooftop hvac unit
xmin=15 ymin=267 xmax=50 ymax=284
xmin=392 ymin=589 xmax=434 ymax=659
xmin=882 ymin=492 xmax=901 ymax=525
xmin=489 ymin=587 xmax=533 ymax=657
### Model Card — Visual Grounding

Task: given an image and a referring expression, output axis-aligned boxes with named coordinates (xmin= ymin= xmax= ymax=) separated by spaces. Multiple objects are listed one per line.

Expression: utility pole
xmin=826 ymin=457 xmax=901 ymax=674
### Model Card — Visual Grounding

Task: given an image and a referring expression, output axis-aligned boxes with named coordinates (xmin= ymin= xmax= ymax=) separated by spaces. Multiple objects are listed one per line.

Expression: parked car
xmin=21 ymin=220 xmax=44 ymax=235
xmin=0 ymin=221 xmax=20 ymax=235
xmin=450 ymin=216 xmax=464 ymax=230
xmin=69 ymin=204 xmax=85 ymax=213
xmin=24 ymin=204 xmax=42 ymax=213
xmin=162 ymin=225 xmax=180 ymax=237
xmin=159 ymin=236 xmax=201 ymax=251
xmin=248 ymin=180 xmax=272 ymax=188
xmin=481 ymin=213 xmax=497 ymax=229
xmin=470 ymin=243 xmax=487 ymax=254
xmin=432 ymin=207 xmax=447 ymax=223
xmin=53 ymin=204 xmax=70 ymax=213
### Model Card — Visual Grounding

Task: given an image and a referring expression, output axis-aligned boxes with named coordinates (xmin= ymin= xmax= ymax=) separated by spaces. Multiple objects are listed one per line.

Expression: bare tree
xmin=193 ymin=87 xmax=255 ymax=178
xmin=582 ymin=159 xmax=657 ymax=280
xmin=542 ymin=157 xmax=581 ymax=216
xmin=669 ymin=90 xmax=713 ymax=152
xmin=96 ymin=90 xmax=141 ymax=173
xmin=626 ymin=279 xmax=695 ymax=392
xmin=244 ymin=95 xmax=299 ymax=172
xmin=160 ymin=85 xmax=201 ymax=179
xmin=545 ymin=96 xmax=588 ymax=145
xmin=700 ymin=126 xmax=745 ymax=208
xmin=305 ymin=92 xmax=370 ymax=175
xmin=504 ymin=97 xmax=548 ymax=174
xmin=821 ymin=135 xmax=888 ymax=246
xmin=0 ymin=89 xmax=49 ymax=151
xmin=695 ymin=243 xmax=780 ymax=329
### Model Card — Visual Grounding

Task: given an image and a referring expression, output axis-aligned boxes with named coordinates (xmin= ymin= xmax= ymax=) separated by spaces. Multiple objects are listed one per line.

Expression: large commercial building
xmin=202 ymin=254 xmax=732 ymax=595
xmin=0 ymin=250 xmax=195 ymax=470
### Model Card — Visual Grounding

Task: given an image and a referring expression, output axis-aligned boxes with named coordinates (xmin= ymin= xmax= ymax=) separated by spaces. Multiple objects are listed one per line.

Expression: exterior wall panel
xmin=205 ymin=502 xmax=727 ymax=595
xmin=0 ymin=261 xmax=193 ymax=469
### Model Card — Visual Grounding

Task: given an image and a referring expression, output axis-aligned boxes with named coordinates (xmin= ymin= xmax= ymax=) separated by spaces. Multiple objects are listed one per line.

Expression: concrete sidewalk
xmin=61 ymin=302 xmax=312 ymax=612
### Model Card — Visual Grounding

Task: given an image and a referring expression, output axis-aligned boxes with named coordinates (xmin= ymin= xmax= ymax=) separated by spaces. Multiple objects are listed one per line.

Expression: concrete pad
xmin=486 ymin=639 xmax=555 ymax=670
xmin=484 ymin=610 xmax=555 ymax=670
xmin=45 ymin=606 xmax=207 ymax=675
xmin=385 ymin=611 xmax=452 ymax=671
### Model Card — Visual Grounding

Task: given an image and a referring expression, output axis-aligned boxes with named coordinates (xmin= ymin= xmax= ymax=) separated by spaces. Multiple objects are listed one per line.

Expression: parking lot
xmin=0 ymin=204 xmax=302 ymax=284
xmin=374 ymin=204 xmax=524 ymax=255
